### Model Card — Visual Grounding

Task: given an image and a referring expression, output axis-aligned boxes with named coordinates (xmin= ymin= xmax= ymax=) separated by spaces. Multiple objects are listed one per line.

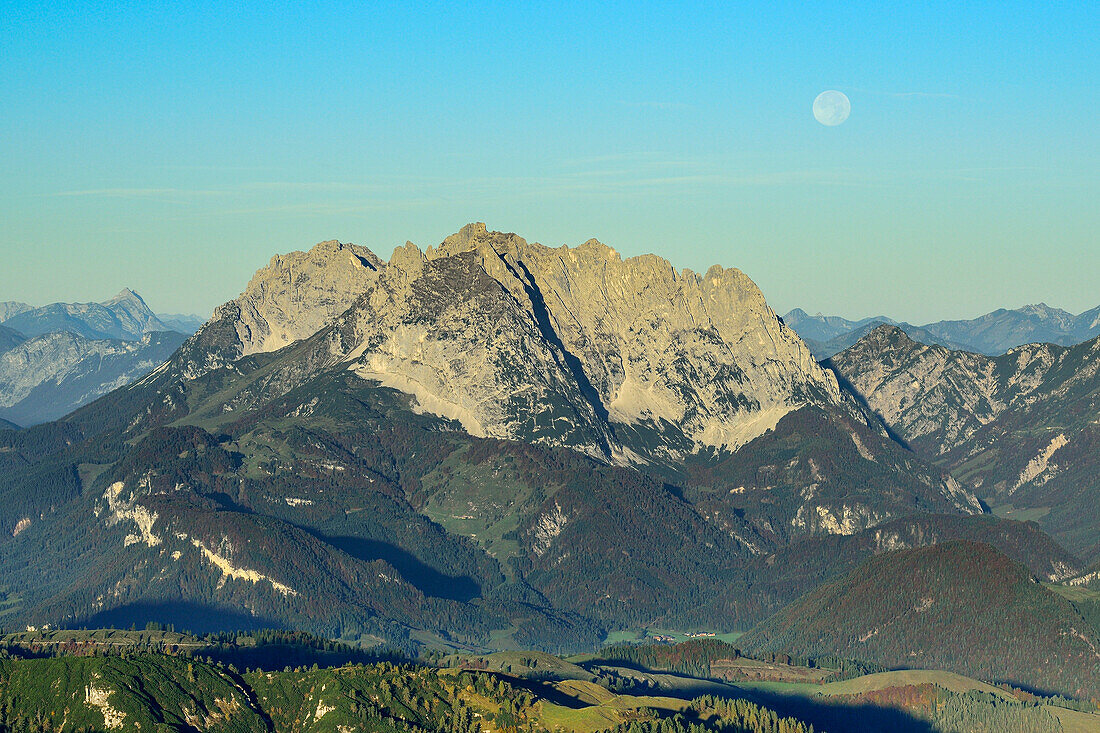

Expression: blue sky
xmin=2 ymin=1 xmax=1096 ymax=321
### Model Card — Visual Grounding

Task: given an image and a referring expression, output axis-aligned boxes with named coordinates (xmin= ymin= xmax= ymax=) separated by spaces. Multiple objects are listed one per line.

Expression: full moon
xmin=813 ymin=90 xmax=851 ymax=126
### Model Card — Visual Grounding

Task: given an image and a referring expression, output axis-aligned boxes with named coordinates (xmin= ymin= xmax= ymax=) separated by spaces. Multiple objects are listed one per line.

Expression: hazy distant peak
xmin=103 ymin=287 xmax=149 ymax=309
xmin=788 ymin=301 xmax=1100 ymax=357
xmin=783 ymin=307 xmax=811 ymax=321
xmin=1 ymin=289 xmax=169 ymax=341
xmin=1019 ymin=302 xmax=1074 ymax=320
xmin=0 ymin=301 xmax=34 ymax=323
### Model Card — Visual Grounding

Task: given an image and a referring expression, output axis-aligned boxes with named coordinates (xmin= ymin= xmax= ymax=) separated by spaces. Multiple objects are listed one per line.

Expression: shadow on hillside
xmin=74 ymin=601 xmax=282 ymax=635
xmin=568 ymin=663 xmax=936 ymax=731
xmin=492 ymin=674 xmax=597 ymax=709
xmin=746 ymin=689 xmax=935 ymax=733
xmin=822 ymin=362 xmax=914 ymax=452
xmin=320 ymin=534 xmax=482 ymax=602
xmin=202 ymin=640 xmax=404 ymax=672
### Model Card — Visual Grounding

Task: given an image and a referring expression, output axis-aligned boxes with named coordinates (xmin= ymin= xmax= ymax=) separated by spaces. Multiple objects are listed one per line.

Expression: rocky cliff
xmin=192 ymin=223 xmax=840 ymax=462
xmin=224 ymin=240 xmax=383 ymax=356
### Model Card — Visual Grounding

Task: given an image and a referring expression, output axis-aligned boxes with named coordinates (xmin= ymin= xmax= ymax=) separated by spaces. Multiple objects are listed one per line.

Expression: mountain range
xmin=0 ymin=290 xmax=202 ymax=426
xmin=1 ymin=224 xmax=1097 ymax=703
xmin=785 ymin=303 xmax=1100 ymax=358
xmin=826 ymin=324 xmax=1100 ymax=559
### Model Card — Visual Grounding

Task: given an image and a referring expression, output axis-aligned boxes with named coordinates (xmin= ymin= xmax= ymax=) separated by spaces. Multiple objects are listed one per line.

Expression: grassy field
xmin=0 ymin=585 xmax=22 ymax=623
xmin=419 ymin=449 xmax=551 ymax=574
xmin=991 ymin=502 xmax=1052 ymax=522
xmin=1 ymin=627 xmax=203 ymax=648
xmin=599 ymin=629 xmax=745 ymax=646
xmin=711 ymin=656 xmax=833 ymax=684
xmin=538 ymin=681 xmax=688 ymax=733
xmin=1051 ymin=706 xmax=1100 ymax=733
xmin=76 ymin=460 xmax=114 ymax=490
xmin=814 ymin=669 xmax=1014 ymax=699
xmin=446 ymin=650 xmax=594 ymax=681
xmin=1045 ymin=582 xmax=1100 ymax=604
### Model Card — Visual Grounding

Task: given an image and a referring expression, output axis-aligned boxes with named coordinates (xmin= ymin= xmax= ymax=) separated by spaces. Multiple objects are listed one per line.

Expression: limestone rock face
xmin=207 ymin=224 xmax=831 ymax=462
xmin=828 ymin=326 xmax=1007 ymax=454
xmin=400 ymin=223 xmax=839 ymax=458
xmin=221 ymin=240 xmax=383 ymax=357
xmin=203 ymin=224 xmax=840 ymax=462
xmin=828 ymin=325 xmax=1097 ymax=456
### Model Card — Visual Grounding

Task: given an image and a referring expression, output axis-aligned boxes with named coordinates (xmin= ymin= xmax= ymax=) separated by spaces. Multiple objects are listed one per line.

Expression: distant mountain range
xmin=0 ymin=291 xmax=203 ymax=426
xmin=784 ymin=304 xmax=1100 ymax=358
xmin=0 ymin=330 xmax=186 ymax=426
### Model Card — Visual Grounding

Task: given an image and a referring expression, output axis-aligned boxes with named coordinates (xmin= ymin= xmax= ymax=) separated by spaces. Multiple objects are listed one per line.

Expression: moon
xmin=813 ymin=90 xmax=850 ymax=126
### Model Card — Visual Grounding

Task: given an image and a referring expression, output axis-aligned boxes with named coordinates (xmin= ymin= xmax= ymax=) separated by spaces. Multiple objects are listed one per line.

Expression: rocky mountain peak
xmin=391 ymin=227 xmax=845 ymax=457
xmin=184 ymin=224 xmax=843 ymax=462
xmin=220 ymin=239 xmax=383 ymax=356
xmin=0 ymin=301 xmax=33 ymax=323
xmin=861 ymin=323 xmax=920 ymax=349
xmin=107 ymin=286 xmax=141 ymax=302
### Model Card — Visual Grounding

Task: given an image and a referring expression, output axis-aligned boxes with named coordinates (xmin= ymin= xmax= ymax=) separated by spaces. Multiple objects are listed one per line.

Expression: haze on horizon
xmin=1 ymin=1 xmax=1096 ymax=323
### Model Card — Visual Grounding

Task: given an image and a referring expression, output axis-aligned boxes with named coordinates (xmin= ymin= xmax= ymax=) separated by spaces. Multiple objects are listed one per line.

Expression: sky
xmin=1 ymin=1 xmax=1096 ymax=322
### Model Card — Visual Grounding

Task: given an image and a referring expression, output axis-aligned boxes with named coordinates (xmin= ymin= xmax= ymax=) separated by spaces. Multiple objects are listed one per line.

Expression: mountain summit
xmin=194 ymin=223 xmax=839 ymax=462
xmin=2 ymin=289 xmax=171 ymax=341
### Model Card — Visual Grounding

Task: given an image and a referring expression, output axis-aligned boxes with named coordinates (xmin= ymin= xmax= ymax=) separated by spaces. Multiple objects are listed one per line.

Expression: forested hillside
xmin=2 ymin=632 xmax=1097 ymax=733
xmin=740 ymin=541 xmax=1100 ymax=699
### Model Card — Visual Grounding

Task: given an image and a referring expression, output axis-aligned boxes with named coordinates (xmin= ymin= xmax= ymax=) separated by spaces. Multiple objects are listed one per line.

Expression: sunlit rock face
xmin=228 ymin=240 xmax=384 ymax=357
xmin=828 ymin=324 xmax=1100 ymax=556
xmin=186 ymin=223 xmax=841 ymax=463
xmin=828 ymin=324 xmax=1099 ymax=457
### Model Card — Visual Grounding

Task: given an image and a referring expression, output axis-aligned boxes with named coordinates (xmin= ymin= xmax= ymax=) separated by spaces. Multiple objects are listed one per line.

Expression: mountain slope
xmin=0 ymin=324 xmax=25 ymax=353
xmin=0 ymin=330 xmax=187 ymax=426
xmin=828 ymin=325 xmax=1100 ymax=558
xmin=0 ymin=649 xmax=824 ymax=733
xmin=678 ymin=512 xmax=1082 ymax=628
xmin=740 ymin=541 xmax=1100 ymax=699
xmin=2 ymin=288 xmax=170 ymax=340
